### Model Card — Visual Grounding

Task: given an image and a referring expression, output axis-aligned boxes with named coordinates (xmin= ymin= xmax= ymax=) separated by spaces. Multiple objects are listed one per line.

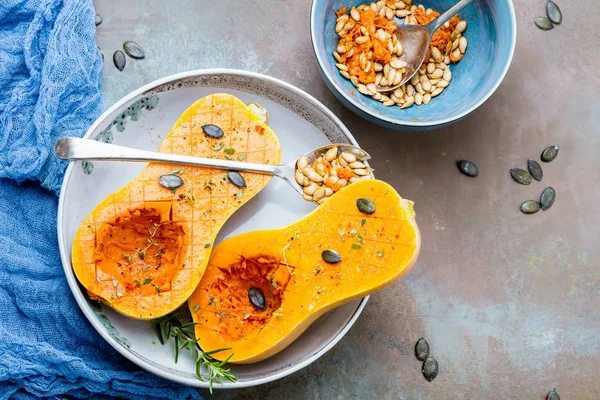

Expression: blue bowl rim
xmin=309 ymin=0 xmax=518 ymax=128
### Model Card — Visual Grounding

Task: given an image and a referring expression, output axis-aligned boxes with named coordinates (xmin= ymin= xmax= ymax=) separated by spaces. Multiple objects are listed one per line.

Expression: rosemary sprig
xmin=152 ymin=313 xmax=236 ymax=393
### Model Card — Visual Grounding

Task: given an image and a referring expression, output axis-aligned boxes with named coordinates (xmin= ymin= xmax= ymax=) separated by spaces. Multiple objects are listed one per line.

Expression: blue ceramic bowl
xmin=310 ymin=0 xmax=516 ymax=130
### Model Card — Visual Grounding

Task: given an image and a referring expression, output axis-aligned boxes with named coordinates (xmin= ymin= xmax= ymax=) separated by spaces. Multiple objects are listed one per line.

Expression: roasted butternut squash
xmin=72 ymin=93 xmax=281 ymax=319
xmin=189 ymin=179 xmax=420 ymax=363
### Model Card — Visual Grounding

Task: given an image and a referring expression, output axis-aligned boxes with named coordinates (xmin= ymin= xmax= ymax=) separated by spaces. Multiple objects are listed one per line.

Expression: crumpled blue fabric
xmin=0 ymin=0 xmax=201 ymax=398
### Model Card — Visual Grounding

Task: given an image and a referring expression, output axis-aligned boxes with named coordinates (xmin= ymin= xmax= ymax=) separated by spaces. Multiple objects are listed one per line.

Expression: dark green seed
xmin=510 ymin=168 xmax=532 ymax=185
xmin=415 ymin=338 xmax=430 ymax=361
xmin=248 ymin=287 xmax=266 ymax=310
xmin=95 ymin=14 xmax=102 ymax=26
xmin=547 ymin=388 xmax=560 ymax=400
xmin=113 ymin=50 xmax=126 ymax=71
xmin=520 ymin=200 xmax=541 ymax=214
xmin=159 ymin=174 xmax=184 ymax=189
xmin=527 ymin=159 xmax=543 ymax=181
xmin=535 ymin=16 xmax=554 ymax=30
xmin=202 ymin=124 xmax=224 ymax=139
xmin=321 ymin=249 xmax=341 ymax=264
xmin=356 ymin=198 xmax=376 ymax=214
xmin=546 ymin=1 xmax=562 ymax=24
xmin=540 ymin=187 xmax=556 ymax=210
xmin=422 ymin=356 xmax=439 ymax=382
xmin=123 ymin=41 xmax=145 ymax=59
xmin=227 ymin=171 xmax=247 ymax=188
xmin=541 ymin=145 xmax=559 ymax=162
xmin=456 ymin=160 xmax=478 ymax=177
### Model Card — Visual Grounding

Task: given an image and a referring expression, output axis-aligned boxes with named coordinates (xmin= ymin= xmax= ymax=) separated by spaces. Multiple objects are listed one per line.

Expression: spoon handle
xmin=54 ymin=137 xmax=282 ymax=176
xmin=427 ymin=0 xmax=474 ymax=34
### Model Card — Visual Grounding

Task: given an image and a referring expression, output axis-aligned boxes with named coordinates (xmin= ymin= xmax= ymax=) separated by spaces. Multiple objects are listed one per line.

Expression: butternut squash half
xmin=189 ymin=179 xmax=420 ymax=363
xmin=72 ymin=93 xmax=281 ymax=319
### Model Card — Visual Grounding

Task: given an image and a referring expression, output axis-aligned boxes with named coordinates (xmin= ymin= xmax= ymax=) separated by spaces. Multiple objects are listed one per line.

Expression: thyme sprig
xmin=152 ymin=313 xmax=236 ymax=393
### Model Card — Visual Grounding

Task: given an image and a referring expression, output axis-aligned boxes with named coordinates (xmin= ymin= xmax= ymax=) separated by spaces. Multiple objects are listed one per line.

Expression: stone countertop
xmin=94 ymin=0 xmax=600 ymax=398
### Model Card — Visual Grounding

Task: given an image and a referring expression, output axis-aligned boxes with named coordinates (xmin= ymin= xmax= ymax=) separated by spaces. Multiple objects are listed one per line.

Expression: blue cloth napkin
xmin=0 ymin=0 xmax=201 ymax=398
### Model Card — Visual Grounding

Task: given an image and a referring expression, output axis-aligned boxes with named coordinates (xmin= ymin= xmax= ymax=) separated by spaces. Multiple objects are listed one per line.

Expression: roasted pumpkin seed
xmin=113 ymin=50 xmax=126 ymax=71
xmin=159 ymin=174 xmax=184 ymax=189
xmin=248 ymin=287 xmax=266 ymax=310
xmin=227 ymin=171 xmax=247 ymax=188
xmin=356 ymin=198 xmax=376 ymax=214
xmin=546 ymin=1 xmax=562 ymax=24
xmin=527 ymin=159 xmax=543 ymax=181
xmin=520 ymin=200 xmax=541 ymax=214
xmin=546 ymin=388 xmax=560 ymax=400
xmin=510 ymin=168 xmax=532 ymax=185
xmin=415 ymin=338 xmax=430 ymax=361
xmin=95 ymin=14 xmax=102 ymax=26
xmin=422 ymin=356 xmax=439 ymax=382
xmin=540 ymin=187 xmax=555 ymax=210
xmin=322 ymin=249 xmax=342 ymax=264
xmin=123 ymin=41 xmax=145 ymax=59
xmin=456 ymin=160 xmax=478 ymax=177
xmin=541 ymin=145 xmax=559 ymax=162
xmin=201 ymin=124 xmax=224 ymax=139
xmin=535 ymin=17 xmax=554 ymax=30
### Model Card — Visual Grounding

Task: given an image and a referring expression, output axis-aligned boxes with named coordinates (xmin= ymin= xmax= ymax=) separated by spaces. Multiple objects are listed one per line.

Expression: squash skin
xmin=189 ymin=179 xmax=420 ymax=363
xmin=71 ymin=93 xmax=281 ymax=320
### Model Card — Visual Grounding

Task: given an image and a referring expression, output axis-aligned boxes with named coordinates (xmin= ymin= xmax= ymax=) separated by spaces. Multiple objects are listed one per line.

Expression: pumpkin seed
xmin=510 ymin=168 xmax=533 ymax=185
xmin=415 ymin=338 xmax=430 ymax=361
xmin=113 ymin=50 xmax=126 ymax=71
xmin=520 ymin=200 xmax=541 ymax=214
xmin=546 ymin=1 xmax=562 ymax=24
xmin=227 ymin=171 xmax=247 ymax=188
xmin=422 ymin=356 xmax=439 ymax=382
xmin=159 ymin=174 xmax=184 ymax=189
xmin=457 ymin=160 xmax=478 ymax=177
xmin=248 ymin=287 xmax=266 ymax=310
xmin=527 ymin=159 xmax=543 ymax=181
xmin=540 ymin=187 xmax=556 ymax=210
xmin=547 ymin=388 xmax=561 ymax=400
xmin=541 ymin=145 xmax=559 ymax=162
xmin=95 ymin=14 xmax=102 ymax=26
xmin=201 ymin=124 xmax=224 ymax=139
xmin=356 ymin=198 xmax=376 ymax=214
xmin=123 ymin=41 xmax=145 ymax=59
xmin=535 ymin=16 xmax=554 ymax=30
xmin=322 ymin=249 xmax=342 ymax=264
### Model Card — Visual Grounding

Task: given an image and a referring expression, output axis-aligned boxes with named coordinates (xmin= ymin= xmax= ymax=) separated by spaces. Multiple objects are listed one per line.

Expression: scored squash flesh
xmin=189 ymin=179 xmax=420 ymax=363
xmin=71 ymin=93 xmax=281 ymax=320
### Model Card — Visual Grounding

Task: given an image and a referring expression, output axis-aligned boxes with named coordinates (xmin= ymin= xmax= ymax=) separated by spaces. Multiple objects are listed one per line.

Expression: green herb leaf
xmin=339 ymin=227 xmax=346 ymax=236
xmin=213 ymin=142 xmax=224 ymax=151
xmin=237 ymin=154 xmax=246 ymax=161
xmin=243 ymin=313 xmax=251 ymax=320
xmin=361 ymin=218 xmax=366 ymax=226
xmin=112 ymin=279 xmax=118 ymax=287
xmin=137 ymin=249 xmax=145 ymax=260
xmin=237 ymin=189 xmax=243 ymax=200
xmin=357 ymin=234 xmax=365 ymax=244
xmin=170 ymin=188 xmax=176 ymax=194
xmin=134 ymin=279 xmax=141 ymax=287
xmin=155 ymin=285 xmax=162 ymax=293
xmin=224 ymin=148 xmax=235 ymax=155
xmin=270 ymin=277 xmax=278 ymax=289
xmin=117 ymin=287 xmax=123 ymax=297
xmin=171 ymin=168 xmax=184 ymax=175
xmin=194 ymin=304 xmax=200 ymax=312
xmin=376 ymin=251 xmax=384 ymax=257
xmin=352 ymin=244 xmax=362 ymax=250
xmin=204 ymin=243 xmax=211 ymax=249
xmin=143 ymin=278 xmax=152 ymax=285
xmin=349 ymin=228 xmax=358 ymax=235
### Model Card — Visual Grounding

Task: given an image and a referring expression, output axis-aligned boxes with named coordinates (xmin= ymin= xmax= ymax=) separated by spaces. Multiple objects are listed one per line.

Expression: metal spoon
xmin=54 ymin=137 xmax=370 ymax=198
xmin=376 ymin=0 xmax=473 ymax=93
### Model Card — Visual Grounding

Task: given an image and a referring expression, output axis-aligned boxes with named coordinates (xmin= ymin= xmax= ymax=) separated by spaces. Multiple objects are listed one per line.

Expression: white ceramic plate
xmin=57 ymin=69 xmax=369 ymax=389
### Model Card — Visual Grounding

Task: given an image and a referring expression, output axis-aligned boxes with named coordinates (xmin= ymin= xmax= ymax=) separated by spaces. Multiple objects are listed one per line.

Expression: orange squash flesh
xmin=189 ymin=179 xmax=420 ymax=363
xmin=71 ymin=93 xmax=281 ymax=320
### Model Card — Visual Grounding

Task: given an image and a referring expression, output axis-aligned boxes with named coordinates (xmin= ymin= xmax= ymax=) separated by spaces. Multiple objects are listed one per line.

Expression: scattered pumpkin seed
xmin=112 ymin=279 xmax=118 ymax=287
xmin=213 ymin=143 xmax=224 ymax=151
xmin=541 ymin=145 xmax=559 ymax=162
xmin=415 ymin=338 xmax=430 ymax=361
xmin=376 ymin=251 xmax=384 ymax=257
xmin=535 ymin=16 xmax=554 ymax=30
xmin=356 ymin=198 xmax=376 ymax=214
xmin=237 ymin=154 xmax=246 ymax=161
xmin=95 ymin=14 xmax=102 ymax=26
xmin=322 ymin=249 xmax=342 ymax=264
xmin=361 ymin=218 xmax=366 ymax=226
xmin=159 ymin=174 xmax=184 ymax=189
xmin=546 ymin=1 xmax=562 ymax=24
xmin=123 ymin=41 xmax=145 ymax=59
xmin=117 ymin=287 xmax=123 ymax=297
xmin=456 ymin=160 xmax=479 ymax=177
xmin=204 ymin=243 xmax=211 ymax=248
xmin=520 ymin=200 xmax=541 ymax=214
xmin=547 ymin=388 xmax=561 ymax=400
xmin=527 ymin=159 xmax=543 ymax=181
xmin=248 ymin=287 xmax=266 ymax=310
xmin=113 ymin=50 xmax=126 ymax=71
xmin=510 ymin=168 xmax=533 ymax=185
xmin=202 ymin=124 xmax=224 ymax=139
xmin=193 ymin=304 xmax=200 ymax=312
xmin=224 ymin=148 xmax=235 ymax=155
xmin=540 ymin=187 xmax=556 ymax=210
xmin=351 ymin=243 xmax=362 ymax=250
xmin=422 ymin=356 xmax=439 ymax=382
xmin=237 ymin=189 xmax=244 ymax=200
xmin=227 ymin=171 xmax=247 ymax=188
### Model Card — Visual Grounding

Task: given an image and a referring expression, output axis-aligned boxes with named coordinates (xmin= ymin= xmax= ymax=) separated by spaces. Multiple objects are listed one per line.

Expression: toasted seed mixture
xmin=333 ymin=1 xmax=468 ymax=108
xmin=295 ymin=146 xmax=373 ymax=204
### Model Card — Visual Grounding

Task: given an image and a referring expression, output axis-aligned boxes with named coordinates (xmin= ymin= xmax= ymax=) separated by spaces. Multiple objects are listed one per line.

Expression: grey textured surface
xmin=95 ymin=0 xmax=600 ymax=398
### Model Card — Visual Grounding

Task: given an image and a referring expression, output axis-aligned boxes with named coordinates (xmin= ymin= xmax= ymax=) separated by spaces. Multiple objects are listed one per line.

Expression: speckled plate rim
xmin=309 ymin=0 xmax=518 ymax=127
xmin=56 ymin=69 xmax=369 ymax=389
